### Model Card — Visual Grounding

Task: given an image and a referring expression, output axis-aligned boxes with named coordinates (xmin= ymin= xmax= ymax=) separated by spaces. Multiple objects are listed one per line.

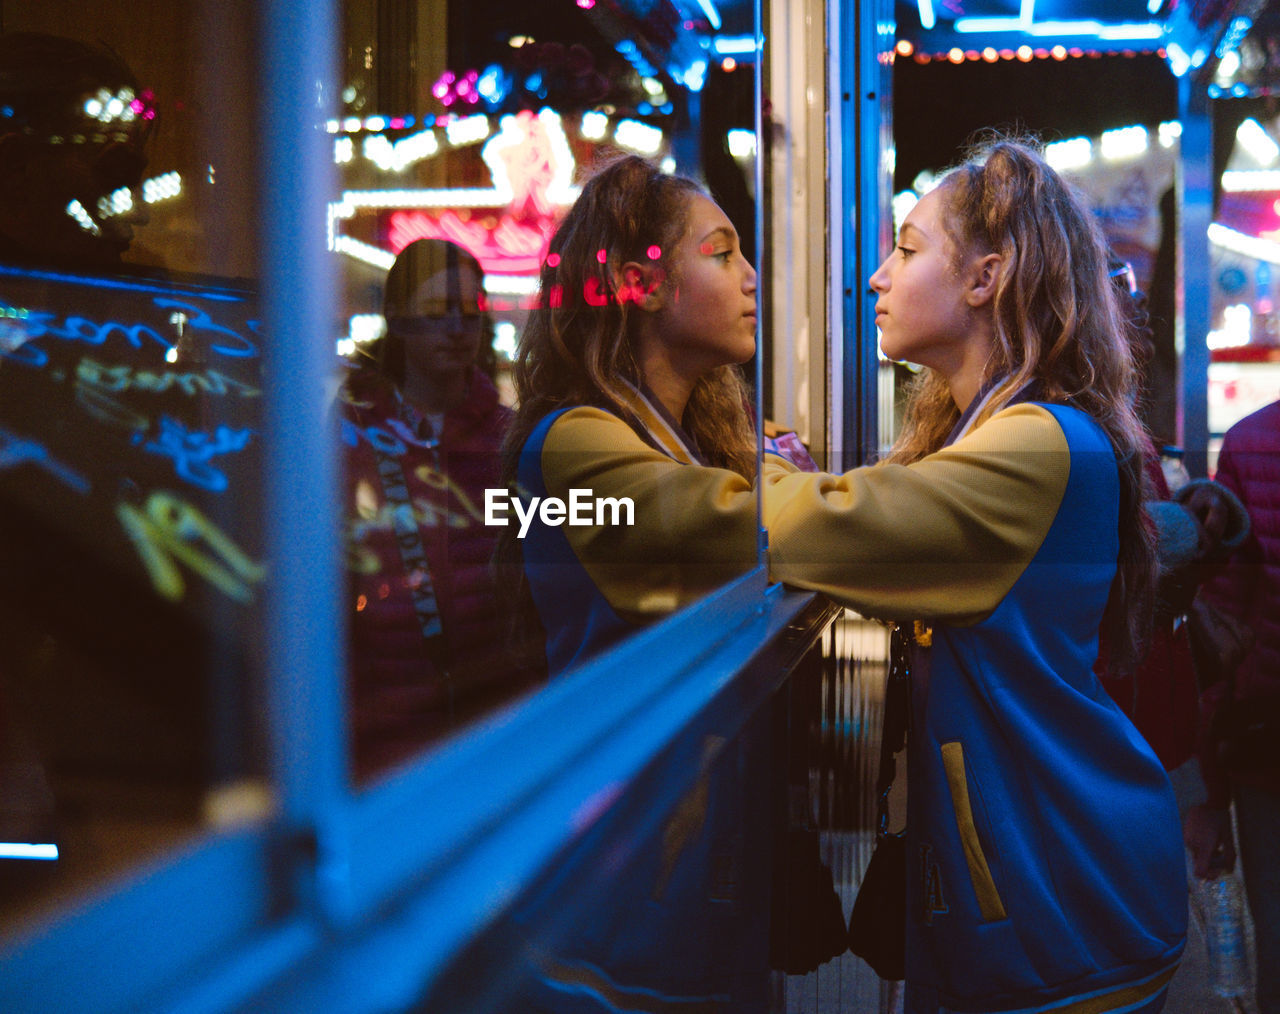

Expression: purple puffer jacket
xmin=340 ymin=367 xmax=545 ymax=779
xmin=1197 ymin=398 xmax=1280 ymax=803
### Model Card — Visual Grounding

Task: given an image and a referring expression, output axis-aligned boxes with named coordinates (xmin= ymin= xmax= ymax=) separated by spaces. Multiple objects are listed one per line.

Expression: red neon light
xmin=389 ymin=209 xmax=556 ymax=275
xmin=384 ymin=109 xmax=574 ymax=274
xmin=336 ymin=108 xmax=594 ymax=287
xmin=579 ymin=272 xmax=665 ymax=308
xmin=431 ymin=68 xmax=480 ymax=108
xmin=584 ymin=277 xmax=609 ymax=306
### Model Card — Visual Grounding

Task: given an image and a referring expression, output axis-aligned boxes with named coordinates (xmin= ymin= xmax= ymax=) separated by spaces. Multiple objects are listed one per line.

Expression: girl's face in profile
xmin=652 ymin=194 xmax=758 ymax=375
xmin=869 ymin=186 xmax=981 ymax=373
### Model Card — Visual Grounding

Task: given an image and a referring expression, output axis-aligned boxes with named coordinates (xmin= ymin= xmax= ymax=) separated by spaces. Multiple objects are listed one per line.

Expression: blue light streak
xmin=712 ymin=36 xmax=758 ymax=55
xmin=954 ymin=17 xmax=1021 ymax=32
xmin=0 ymin=263 xmax=246 ymax=302
xmin=953 ymin=18 xmax=1163 ymax=41
xmin=0 ymin=842 xmax=59 ymax=860
xmin=1217 ymin=17 xmax=1253 ymax=58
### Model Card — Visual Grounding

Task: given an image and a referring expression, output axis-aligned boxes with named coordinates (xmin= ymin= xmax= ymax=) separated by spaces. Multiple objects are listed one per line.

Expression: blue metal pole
xmin=1178 ymin=74 xmax=1212 ymax=478
xmin=841 ymin=0 xmax=894 ymax=469
xmin=258 ymin=0 xmax=352 ymax=923
xmin=754 ymin=0 xmax=765 ymax=565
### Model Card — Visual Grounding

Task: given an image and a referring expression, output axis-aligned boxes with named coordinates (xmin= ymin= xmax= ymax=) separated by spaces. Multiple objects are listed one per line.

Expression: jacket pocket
xmin=940 ymin=740 xmax=1007 ymax=922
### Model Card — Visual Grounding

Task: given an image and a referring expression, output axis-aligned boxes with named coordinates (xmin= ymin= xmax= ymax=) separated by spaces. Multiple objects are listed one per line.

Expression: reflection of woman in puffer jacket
xmin=339 ymin=239 xmax=544 ymax=782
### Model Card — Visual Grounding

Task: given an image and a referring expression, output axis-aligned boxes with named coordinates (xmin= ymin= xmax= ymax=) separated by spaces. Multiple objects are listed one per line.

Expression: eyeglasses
xmin=387 ymin=312 xmax=484 ymax=336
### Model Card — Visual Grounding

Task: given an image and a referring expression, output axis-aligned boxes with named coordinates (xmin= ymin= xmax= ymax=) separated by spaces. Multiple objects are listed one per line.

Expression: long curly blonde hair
xmin=502 ymin=153 xmax=755 ymax=483
xmin=888 ymin=135 xmax=1157 ymax=672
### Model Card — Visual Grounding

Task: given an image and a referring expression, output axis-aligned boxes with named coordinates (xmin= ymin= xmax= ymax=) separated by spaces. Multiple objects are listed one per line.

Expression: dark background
xmin=892 ymin=51 xmax=1181 ymax=188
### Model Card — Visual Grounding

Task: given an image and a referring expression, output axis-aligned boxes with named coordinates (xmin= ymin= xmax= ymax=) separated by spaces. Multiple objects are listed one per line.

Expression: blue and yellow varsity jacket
xmin=519 ymin=391 xmax=1186 ymax=1013
xmin=765 ymin=399 xmax=1187 ymax=1013
xmin=516 ymin=384 xmax=757 ymax=675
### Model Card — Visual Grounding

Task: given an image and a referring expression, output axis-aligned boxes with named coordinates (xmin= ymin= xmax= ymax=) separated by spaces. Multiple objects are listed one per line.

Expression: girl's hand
xmin=1183 ymin=803 xmax=1236 ymax=878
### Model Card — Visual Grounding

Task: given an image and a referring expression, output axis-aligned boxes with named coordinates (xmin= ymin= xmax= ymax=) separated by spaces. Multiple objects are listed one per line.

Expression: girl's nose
xmin=869 ymin=259 xmax=890 ymax=293
xmin=743 ymin=260 xmax=757 ymax=294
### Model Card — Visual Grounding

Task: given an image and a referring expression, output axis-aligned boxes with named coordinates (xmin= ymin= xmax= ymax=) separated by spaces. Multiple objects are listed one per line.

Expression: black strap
xmin=875 ymin=624 xmax=911 ymax=840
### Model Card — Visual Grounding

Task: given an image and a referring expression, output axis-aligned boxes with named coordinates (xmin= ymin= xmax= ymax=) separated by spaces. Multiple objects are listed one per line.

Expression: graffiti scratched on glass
xmin=0 ymin=267 xmax=266 ymax=606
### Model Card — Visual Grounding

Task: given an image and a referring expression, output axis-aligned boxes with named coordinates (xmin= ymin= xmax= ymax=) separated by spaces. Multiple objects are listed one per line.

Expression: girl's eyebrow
xmin=898 ymin=222 xmax=926 ymax=243
xmin=698 ymin=226 xmax=736 ymax=254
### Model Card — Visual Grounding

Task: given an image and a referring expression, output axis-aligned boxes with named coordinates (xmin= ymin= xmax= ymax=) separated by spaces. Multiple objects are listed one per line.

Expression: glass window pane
xmin=334 ymin=0 xmax=765 ymax=782
xmin=0 ymin=0 xmax=770 ymax=903
xmin=0 ymin=5 xmax=267 ymax=928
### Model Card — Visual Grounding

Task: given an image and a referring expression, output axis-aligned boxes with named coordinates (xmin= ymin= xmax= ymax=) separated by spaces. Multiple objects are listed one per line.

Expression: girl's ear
xmin=618 ymin=260 xmax=666 ymax=311
xmin=966 ymin=253 xmax=1002 ymax=308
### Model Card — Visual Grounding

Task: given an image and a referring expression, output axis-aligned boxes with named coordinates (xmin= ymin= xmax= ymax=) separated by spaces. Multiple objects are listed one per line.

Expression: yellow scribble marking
xmin=117 ymin=492 xmax=266 ymax=603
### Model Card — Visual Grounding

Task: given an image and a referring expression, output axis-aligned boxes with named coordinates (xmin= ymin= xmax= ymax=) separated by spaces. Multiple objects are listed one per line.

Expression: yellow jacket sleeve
xmin=763 ymin=403 xmax=1072 ymax=624
xmin=539 ymin=406 xmax=758 ymax=621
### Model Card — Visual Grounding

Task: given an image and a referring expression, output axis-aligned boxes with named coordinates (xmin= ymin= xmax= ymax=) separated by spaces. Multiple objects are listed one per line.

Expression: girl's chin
xmin=878 ymin=341 xmax=926 ymax=369
xmin=877 ymin=338 xmax=906 ymax=362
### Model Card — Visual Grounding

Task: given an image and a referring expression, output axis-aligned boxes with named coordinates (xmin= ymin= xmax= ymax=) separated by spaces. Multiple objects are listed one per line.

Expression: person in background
xmin=340 ymin=238 xmax=543 ymax=781
xmin=1183 ymin=397 xmax=1280 ymax=1014
xmin=1098 ymin=257 xmax=1250 ymax=772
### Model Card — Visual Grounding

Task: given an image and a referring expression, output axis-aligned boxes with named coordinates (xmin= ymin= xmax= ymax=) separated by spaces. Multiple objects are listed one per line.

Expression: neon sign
xmin=387 ymin=208 xmax=554 ymax=276
xmin=332 ymin=109 xmax=579 ymax=279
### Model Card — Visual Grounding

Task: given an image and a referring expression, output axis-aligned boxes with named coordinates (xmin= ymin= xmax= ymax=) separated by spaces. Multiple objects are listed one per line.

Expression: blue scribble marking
xmin=0 ymin=426 xmax=91 ymax=494
xmin=0 ymin=297 xmax=260 ymax=368
xmin=0 ymin=262 xmax=247 ymax=302
xmin=141 ymin=416 xmax=254 ymax=492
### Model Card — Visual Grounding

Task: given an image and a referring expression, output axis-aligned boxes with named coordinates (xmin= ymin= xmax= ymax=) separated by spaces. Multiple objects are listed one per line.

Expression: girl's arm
xmin=535 ymin=406 xmax=758 ymax=621
xmin=763 ymin=403 xmax=1073 ymax=624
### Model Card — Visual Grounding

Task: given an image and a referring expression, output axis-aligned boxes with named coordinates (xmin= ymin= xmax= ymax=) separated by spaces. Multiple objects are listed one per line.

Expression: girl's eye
xmin=896 ymin=245 xmax=914 ymax=258
xmin=716 ymin=250 xmax=734 ymax=262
